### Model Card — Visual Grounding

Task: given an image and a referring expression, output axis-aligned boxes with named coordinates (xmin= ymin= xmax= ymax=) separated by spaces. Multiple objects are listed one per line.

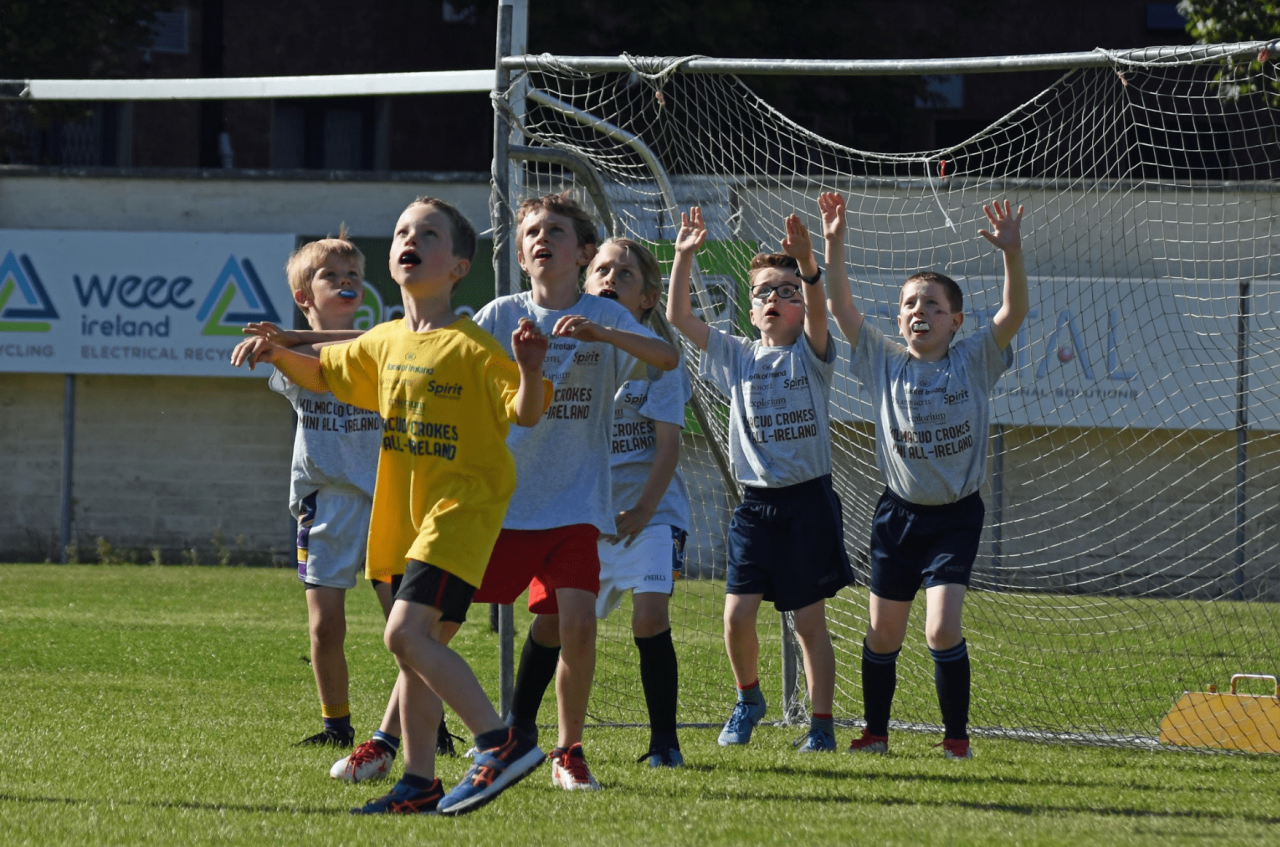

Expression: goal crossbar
xmin=501 ymin=41 xmax=1280 ymax=76
xmin=4 ymin=39 xmax=1275 ymax=104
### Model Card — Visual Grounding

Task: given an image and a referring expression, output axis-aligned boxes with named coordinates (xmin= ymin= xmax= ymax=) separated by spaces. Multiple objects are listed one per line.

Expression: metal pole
xmin=1234 ymin=281 xmax=1249 ymax=601
xmin=59 ymin=374 xmax=75 ymax=562
xmin=780 ymin=612 xmax=799 ymax=725
xmin=492 ymin=0 xmax=528 ymax=717
xmin=991 ymin=423 xmax=1004 ymax=589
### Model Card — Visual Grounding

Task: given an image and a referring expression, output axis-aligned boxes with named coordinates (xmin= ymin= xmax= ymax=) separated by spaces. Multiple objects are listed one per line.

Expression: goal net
xmin=494 ymin=45 xmax=1280 ymax=749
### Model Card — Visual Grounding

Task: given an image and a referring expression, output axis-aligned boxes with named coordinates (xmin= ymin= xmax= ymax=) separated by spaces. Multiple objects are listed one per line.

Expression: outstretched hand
xmin=818 ymin=192 xmax=846 ymax=240
xmin=241 ymin=321 xmax=299 ymax=345
xmin=512 ymin=317 xmax=548 ymax=370
xmin=230 ymin=336 xmax=278 ymax=369
xmin=551 ymin=314 xmax=608 ymax=343
xmin=978 ymin=199 xmax=1024 ymax=253
xmin=780 ymin=213 xmax=814 ymax=261
xmin=675 ymin=207 xmax=708 ymax=255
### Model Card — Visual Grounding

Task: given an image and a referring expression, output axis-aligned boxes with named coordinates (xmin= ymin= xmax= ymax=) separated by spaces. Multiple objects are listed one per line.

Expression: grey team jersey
xmin=699 ymin=327 xmax=837 ymax=488
xmin=609 ymin=357 xmax=692 ymax=532
xmin=268 ymin=369 xmax=382 ymax=517
xmin=475 ymin=291 xmax=652 ymax=534
xmin=849 ymin=321 xmax=1012 ymax=506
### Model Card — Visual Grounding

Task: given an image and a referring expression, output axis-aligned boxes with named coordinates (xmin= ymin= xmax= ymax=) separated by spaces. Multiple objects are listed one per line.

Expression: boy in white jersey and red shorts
xmin=473 ymin=192 xmax=679 ymax=791
xmin=667 ymin=206 xmax=854 ymax=753
xmin=822 ymin=191 xmax=1028 ymax=759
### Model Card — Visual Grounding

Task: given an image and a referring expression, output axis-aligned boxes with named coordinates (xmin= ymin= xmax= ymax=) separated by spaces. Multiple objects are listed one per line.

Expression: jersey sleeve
xmin=698 ymin=326 xmax=743 ymax=397
xmin=484 ymin=352 xmax=553 ymax=423
xmin=267 ymin=367 xmax=300 ymax=402
xmin=319 ymin=336 xmax=381 ymax=412
xmin=638 ymin=363 xmax=692 ymax=428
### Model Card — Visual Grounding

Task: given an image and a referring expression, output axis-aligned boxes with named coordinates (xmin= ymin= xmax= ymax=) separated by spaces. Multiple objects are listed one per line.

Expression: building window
xmin=271 ymin=98 xmax=378 ymax=170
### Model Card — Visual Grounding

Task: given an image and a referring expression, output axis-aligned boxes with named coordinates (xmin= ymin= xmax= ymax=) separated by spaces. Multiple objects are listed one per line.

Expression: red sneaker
xmin=939 ymin=737 xmax=973 ymax=760
xmin=846 ymin=730 xmax=889 ymax=755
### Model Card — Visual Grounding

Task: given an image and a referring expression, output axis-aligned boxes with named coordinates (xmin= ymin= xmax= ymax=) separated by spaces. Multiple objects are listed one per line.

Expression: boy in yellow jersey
xmin=234 ymin=197 xmax=552 ymax=816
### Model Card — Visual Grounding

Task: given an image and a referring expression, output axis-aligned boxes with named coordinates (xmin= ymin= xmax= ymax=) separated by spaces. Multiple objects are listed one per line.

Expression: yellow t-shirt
xmin=320 ymin=317 xmax=546 ymax=587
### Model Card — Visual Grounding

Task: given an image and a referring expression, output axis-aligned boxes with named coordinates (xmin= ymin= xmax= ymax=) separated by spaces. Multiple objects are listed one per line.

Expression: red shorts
xmin=474 ymin=524 xmax=601 ymax=615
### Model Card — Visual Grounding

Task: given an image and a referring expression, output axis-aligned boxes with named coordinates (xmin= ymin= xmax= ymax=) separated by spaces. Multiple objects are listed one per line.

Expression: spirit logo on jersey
xmin=0 ymin=251 xmax=59 ymax=332
xmin=197 ymin=256 xmax=282 ymax=336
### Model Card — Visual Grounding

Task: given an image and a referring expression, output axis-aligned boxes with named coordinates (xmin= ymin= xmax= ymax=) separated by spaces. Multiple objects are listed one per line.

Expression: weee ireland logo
xmin=197 ymin=256 xmax=282 ymax=336
xmin=0 ymin=251 xmax=59 ymax=332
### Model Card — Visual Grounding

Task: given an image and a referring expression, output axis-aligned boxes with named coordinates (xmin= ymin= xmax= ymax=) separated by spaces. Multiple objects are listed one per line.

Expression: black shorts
xmin=725 ymin=474 xmax=854 ymax=612
xmin=869 ymin=489 xmax=983 ymax=602
xmin=394 ymin=560 xmax=476 ymax=624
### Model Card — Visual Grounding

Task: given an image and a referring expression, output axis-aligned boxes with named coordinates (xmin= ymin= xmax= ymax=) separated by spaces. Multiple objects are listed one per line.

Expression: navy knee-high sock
xmin=861 ymin=640 xmax=900 ymax=737
xmin=930 ymin=639 xmax=970 ymax=741
xmin=510 ymin=627 xmax=560 ymax=728
xmin=635 ymin=628 xmax=680 ymax=750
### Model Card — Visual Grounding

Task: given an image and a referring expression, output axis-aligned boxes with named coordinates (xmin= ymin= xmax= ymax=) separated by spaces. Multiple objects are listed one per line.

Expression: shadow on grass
xmin=0 ymin=792 xmax=349 ymax=816
xmin=742 ymin=761 xmax=1261 ymax=797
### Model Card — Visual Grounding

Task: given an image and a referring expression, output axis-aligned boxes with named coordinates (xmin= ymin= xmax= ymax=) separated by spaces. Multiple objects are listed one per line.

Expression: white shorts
xmin=295 ymin=487 xmax=372 ymax=590
xmin=595 ymin=524 xmax=686 ymax=620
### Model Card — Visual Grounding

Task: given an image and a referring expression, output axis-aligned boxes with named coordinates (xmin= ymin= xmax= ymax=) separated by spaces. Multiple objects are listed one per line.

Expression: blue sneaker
xmin=437 ymin=728 xmax=545 ymax=817
xmin=350 ymin=778 xmax=443 ymax=815
xmin=717 ymin=698 xmax=767 ymax=746
xmin=638 ymin=747 xmax=684 ymax=768
xmin=795 ymin=728 xmax=837 ymax=752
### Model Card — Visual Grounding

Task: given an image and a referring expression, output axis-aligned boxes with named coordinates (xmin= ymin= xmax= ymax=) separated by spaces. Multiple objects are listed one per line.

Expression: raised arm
xmin=607 ymin=420 xmax=681 ymax=546
xmin=511 ymin=317 xmax=550 ymax=427
xmin=980 ymin=200 xmax=1028 ymax=352
xmin=782 ymin=211 xmax=828 ymax=360
xmin=230 ymin=338 xmax=329 ymax=393
xmin=242 ymin=321 xmax=365 ymax=346
xmin=665 ymin=206 xmax=711 ymax=351
xmin=819 ymin=192 xmax=864 ymax=349
xmin=549 ymin=317 xmax=679 ymax=371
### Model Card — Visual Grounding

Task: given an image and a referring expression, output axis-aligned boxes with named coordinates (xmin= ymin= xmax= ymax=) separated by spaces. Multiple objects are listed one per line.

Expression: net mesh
xmin=494 ymin=47 xmax=1280 ymax=749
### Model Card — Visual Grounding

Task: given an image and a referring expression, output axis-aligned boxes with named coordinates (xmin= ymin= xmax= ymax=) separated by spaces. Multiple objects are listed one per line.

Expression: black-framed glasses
xmin=750 ymin=282 xmax=801 ymax=305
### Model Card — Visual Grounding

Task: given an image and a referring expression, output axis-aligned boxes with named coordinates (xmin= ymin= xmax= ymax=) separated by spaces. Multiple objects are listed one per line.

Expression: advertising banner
xmin=832 ymin=277 xmax=1280 ymax=432
xmin=0 ymin=230 xmax=296 ymax=376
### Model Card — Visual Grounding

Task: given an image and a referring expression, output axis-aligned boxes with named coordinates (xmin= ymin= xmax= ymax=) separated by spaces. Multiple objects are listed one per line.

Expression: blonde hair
xmin=285 ymin=227 xmax=365 ymax=298
xmin=592 ymin=237 xmax=663 ymax=324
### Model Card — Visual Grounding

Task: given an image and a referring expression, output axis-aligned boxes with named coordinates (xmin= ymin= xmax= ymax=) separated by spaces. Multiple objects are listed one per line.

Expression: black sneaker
xmin=297 ymin=726 xmax=355 ymax=748
xmin=437 ymin=716 xmax=464 ymax=757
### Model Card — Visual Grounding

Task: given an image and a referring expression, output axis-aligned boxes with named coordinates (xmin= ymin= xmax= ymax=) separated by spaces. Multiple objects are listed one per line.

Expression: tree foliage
xmin=1176 ymin=1 xmax=1280 ymax=102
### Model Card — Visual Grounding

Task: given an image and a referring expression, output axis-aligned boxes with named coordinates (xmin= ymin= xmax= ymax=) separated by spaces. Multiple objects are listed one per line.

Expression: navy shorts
xmin=395 ymin=560 xmax=476 ymax=624
xmin=869 ymin=489 xmax=984 ymax=602
xmin=725 ymin=474 xmax=854 ymax=612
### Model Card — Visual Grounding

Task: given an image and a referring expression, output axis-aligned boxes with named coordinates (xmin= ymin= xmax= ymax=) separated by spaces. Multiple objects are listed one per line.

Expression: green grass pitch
xmin=1 ymin=563 xmax=1278 ymax=846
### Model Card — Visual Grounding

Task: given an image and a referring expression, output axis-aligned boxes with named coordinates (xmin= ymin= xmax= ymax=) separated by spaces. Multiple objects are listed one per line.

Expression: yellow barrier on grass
xmin=1159 ymin=674 xmax=1280 ymax=754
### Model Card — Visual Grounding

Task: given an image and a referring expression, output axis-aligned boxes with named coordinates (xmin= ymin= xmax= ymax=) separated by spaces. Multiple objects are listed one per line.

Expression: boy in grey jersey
xmin=667 ymin=206 xmax=853 ymax=753
xmin=473 ymin=192 xmax=679 ymax=791
xmin=262 ymin=234 xmax=382 ymax=748
xmin=822 ymin=191 xmax=1028 ymax=760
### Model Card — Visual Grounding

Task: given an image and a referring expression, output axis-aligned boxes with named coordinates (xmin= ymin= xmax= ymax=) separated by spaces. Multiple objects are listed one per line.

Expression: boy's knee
xmin=631 ymin=607 xmax=670 ymax=639
xmin=558 ymin=610 xmax=597 ymax=649
xmin=383 ymin=621 xmax=410 ymax=656
xmin=310 ymin=614 xmax=346 ymax=647
xmin=925 ymin=626 xmax=963 ymax=651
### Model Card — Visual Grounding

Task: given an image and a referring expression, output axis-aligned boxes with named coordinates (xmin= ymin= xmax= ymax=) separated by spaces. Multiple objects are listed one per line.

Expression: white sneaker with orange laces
xmin=550 ymin=743 xmax=602 ymax=790
xmin=331 ymin=739 xmax=394 ymax=783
